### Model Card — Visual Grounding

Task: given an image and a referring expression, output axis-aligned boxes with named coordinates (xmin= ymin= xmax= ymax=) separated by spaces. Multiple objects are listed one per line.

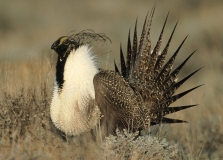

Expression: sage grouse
xmin=50 ymin=8 xmax=201 ymax=136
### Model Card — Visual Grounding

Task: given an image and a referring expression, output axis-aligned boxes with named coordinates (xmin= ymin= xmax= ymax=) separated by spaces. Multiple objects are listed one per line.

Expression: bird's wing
xmin=115 ymin=6 xmax=201 ymax=125
xmin=93 ymin=70 xmax=146 ymax=132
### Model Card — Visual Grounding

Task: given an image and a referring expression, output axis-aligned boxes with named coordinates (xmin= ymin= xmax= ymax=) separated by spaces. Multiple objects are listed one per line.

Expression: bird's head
xmin=51 ymin=36 xmax=79 ymax=57
xmin=51 ymin=30 xmax=111 ymax=57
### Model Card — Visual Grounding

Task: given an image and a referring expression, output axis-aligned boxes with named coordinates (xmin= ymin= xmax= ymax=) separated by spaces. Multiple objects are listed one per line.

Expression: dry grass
xmin=97 ymin=129 xmax=178 ymax=160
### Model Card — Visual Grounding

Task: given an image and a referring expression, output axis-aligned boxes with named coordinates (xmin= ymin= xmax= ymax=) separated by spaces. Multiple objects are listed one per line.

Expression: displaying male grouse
xmin=50 ymin=7 xmax=201 ymax=136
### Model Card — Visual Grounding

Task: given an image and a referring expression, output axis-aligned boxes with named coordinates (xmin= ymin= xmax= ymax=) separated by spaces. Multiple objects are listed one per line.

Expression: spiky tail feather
xmin=115 ymin=7 xmax=201 ymax=126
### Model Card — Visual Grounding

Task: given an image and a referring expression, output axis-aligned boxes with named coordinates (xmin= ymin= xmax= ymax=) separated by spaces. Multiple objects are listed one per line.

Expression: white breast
xmin=50 ymin=45 xmax=100 ymax=135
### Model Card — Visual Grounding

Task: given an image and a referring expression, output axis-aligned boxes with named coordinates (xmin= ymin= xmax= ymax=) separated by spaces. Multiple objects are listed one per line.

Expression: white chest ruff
xmin=50 ymin=46 xmax=100 ymax=135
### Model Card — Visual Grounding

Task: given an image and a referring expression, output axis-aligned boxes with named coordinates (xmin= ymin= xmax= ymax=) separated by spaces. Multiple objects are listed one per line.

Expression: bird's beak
xmin=51 ymin=42 xmax=57 ymax=50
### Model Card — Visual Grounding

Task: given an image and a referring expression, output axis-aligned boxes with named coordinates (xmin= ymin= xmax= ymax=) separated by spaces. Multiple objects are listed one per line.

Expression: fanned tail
xmin=115 ymin=8 xmax=201 ymax=127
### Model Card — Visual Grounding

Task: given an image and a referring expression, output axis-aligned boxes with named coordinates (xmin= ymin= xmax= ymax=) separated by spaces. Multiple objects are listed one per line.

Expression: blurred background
xmin=0 ymin=0 xmax=222 ymax=61
xmin=0 ymin=0 xmax=223 ymax=159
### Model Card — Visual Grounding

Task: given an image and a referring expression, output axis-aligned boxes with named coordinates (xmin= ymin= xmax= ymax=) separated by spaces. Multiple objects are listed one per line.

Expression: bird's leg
xmin=66 ymin=133 xmax=69 ymax=145
xmin=98 ymin=120 xmax=102 ymax=143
